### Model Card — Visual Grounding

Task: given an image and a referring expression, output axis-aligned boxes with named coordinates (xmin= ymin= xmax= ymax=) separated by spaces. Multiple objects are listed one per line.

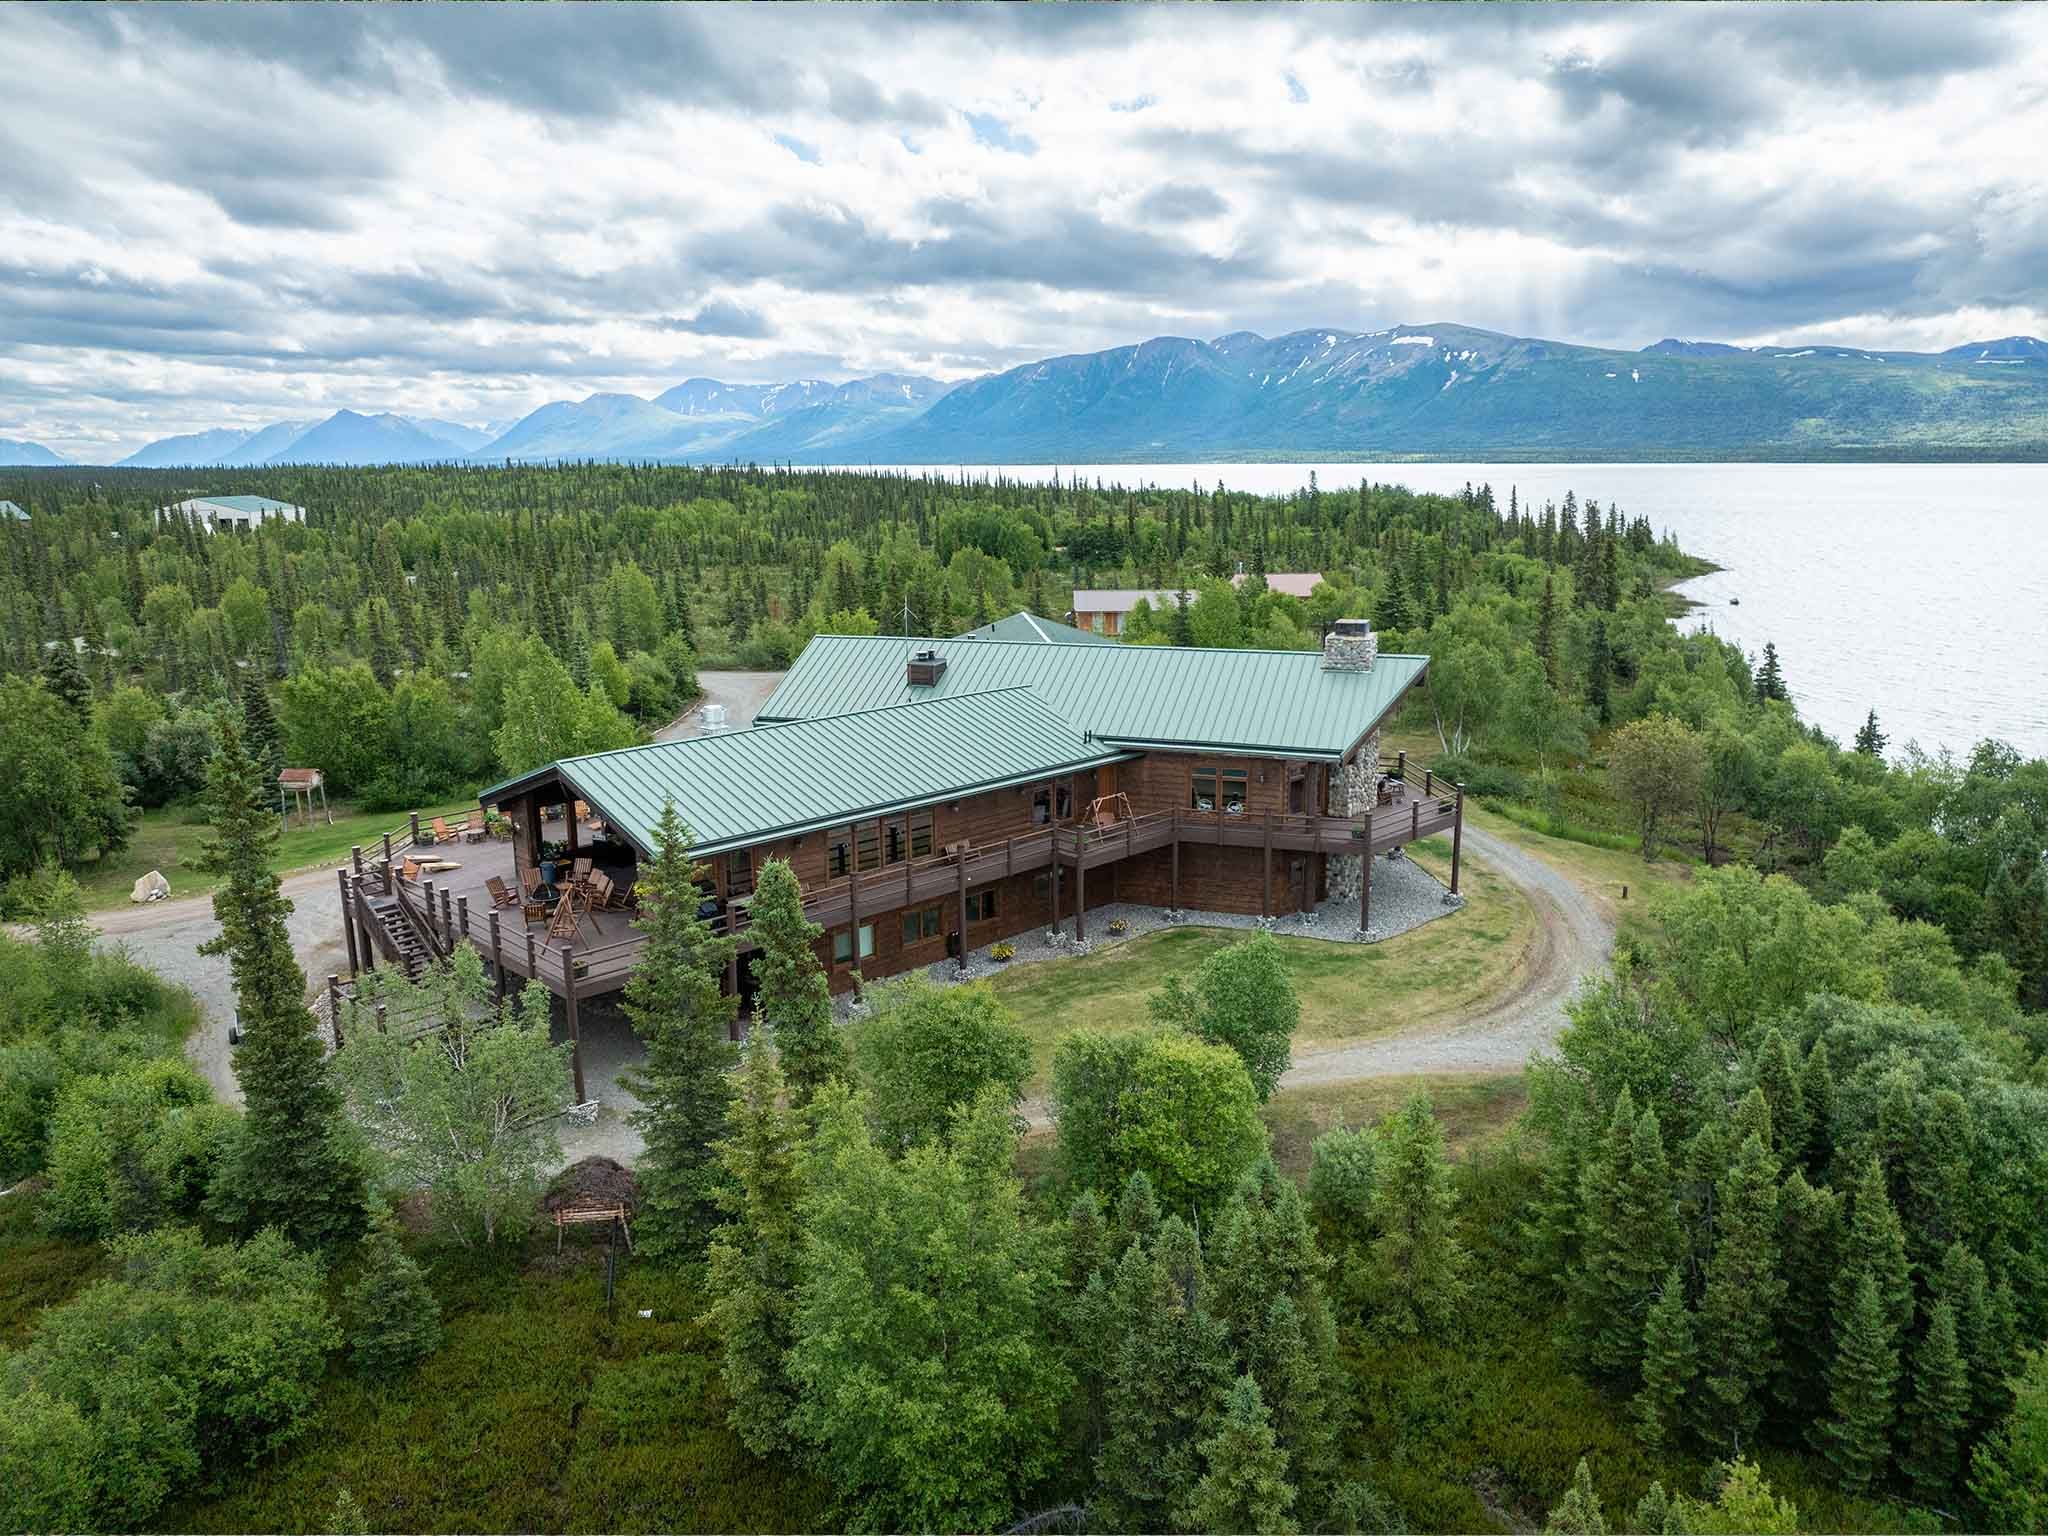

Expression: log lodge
xmin=333 ymin=621 xmax=1459 ymax=1095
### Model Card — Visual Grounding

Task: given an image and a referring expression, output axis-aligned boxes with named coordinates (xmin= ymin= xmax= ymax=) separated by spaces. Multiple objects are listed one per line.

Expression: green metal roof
xmin=198 ymin=495 xmax=302 ymax=514
xmin=758 ymin=635 xmax=1428 ymax=762
xmin=955 ymin=610 xmax=1112 ymax=645
xmin=479 ymin=687 xmax=1135 ymax=859
xmin=0 ymin=500 xmax=26 ymax=521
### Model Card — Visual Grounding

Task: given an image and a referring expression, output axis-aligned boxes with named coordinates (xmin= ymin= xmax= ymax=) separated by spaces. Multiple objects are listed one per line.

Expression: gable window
xmin=1191 ymin=766 xmax=1249 ymax=814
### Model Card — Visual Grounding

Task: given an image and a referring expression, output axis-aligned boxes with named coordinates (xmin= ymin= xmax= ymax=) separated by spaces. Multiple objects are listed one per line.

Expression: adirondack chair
xmin=401 ymin=857 xmax=422 ymax=882
xmin=570 ymin=856 xmax=594 ymax=890
xmin=586 ymin=871 xmax=621 ymax=911
xmin=485 ymin=875 xmax=520 ymax=909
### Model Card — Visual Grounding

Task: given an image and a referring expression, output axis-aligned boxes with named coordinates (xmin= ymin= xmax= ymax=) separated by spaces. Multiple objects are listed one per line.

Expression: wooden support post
xmin=423 ymin=880 xmax=436 ymax=940
xmin=1424 ymin=767 xmax=1434 ymax=796
xmin=489 ymin=911 xmax=505 ymax=1003
xmin=1396 ymin=749 xmax=1406 ymax=782
xmin=1075 ymin=855 xmax=1087 ymax=942
xmin=1450 ymin=784 xmax=1466 ymax=896
xmin=382 ymin=833 xmax=394 ymax=893
xmin=1262 ymin=813 xmax=1272 ymax=919
xmin=339 ymin=870 xmax=361 ymax=978
xmin=725 ymin=953 xmax=740 ymax=1041
xmin=1361 ymin=811 xmax=1374 ymax=934
xmin=563 ymin=943 xmax=586 ymax=1103
xmin=956 ymin=847 xmax=969 ymax=969
xmin=351 ymin=845 xmax=364 ymax=880
xmin=526 ymin=929 xmax=538 ymax=979
xmin=457 ymin=895 xmax=470 ymax=949
xmin=410 ymin=811 xmax=421 ymax=845
xmin=1172 ymin=831 xmax=1181 ymax=910
xmin=1052 ymin=851 xmax=1062 ymax=930
xmin=327 ymin=975 xmax=343 ymax=1048
xmin=1411 ymin=800 xmax=1420 ymax=842
xmin=442 ymin=887 xmax=454 ymax=942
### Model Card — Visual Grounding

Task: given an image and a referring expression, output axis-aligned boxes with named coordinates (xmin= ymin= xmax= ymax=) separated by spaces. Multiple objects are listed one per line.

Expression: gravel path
xmin=86 ymin=865 xmax=352 ymax=1108
xmin=654 ymin=670 xmax=785 ymax=742
xmin=1278 ymin=822 xmax=1613 ymax=1087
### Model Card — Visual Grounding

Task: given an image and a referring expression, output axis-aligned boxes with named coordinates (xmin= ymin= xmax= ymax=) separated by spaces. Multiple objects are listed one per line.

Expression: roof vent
xmin=907 ymin=647 xmax=948 ymax=687
xmin=1322 ymin=618 xmax=1376 ymax=672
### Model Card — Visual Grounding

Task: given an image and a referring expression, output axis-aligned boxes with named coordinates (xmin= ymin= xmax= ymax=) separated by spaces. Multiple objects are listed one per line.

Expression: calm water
xmin=860 ymin=462 xmax=2048 ymax=761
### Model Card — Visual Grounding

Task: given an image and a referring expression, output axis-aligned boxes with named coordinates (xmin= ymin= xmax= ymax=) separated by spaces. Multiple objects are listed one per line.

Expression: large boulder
xmin=130 ymin=869 xmax=170 ymax=903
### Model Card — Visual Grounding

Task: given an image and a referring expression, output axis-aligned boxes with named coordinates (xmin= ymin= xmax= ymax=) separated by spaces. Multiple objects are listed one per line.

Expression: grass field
xmin=987 ymin=836 xmax=1537 ymax=1090
xmin=69 ymin=796 xmax=481 ymax=911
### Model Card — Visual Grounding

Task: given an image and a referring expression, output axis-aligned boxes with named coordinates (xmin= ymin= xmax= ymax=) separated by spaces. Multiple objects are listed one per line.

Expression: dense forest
xmin=2 ymin=461 xmax=2046 ymax=1533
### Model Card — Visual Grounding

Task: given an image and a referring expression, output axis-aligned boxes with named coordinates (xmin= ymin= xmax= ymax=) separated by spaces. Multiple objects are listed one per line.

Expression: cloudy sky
xmin=4 ymin=2 xmax=2045 ymax=459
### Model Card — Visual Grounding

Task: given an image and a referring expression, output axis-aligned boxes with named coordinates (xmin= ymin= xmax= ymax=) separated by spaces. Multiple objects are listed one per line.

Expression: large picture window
xmin=966 ymin=888 xmax=996 ymax=923
xmin=832 ymin=924 xmax=875 ymax=964
xmin=900 ymin=905 xmax=942 ymax=945
xmin=1192 ymin=765 xmax=1249 ymax=814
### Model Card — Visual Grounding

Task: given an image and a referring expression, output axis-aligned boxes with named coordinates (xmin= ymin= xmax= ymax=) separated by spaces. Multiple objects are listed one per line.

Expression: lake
xmin=864 ymin=462 xmax=2048 ymax=761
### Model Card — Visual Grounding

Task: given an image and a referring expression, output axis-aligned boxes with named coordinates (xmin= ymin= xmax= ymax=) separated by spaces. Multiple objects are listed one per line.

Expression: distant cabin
xmin=1070 ymin=573 xmax=1325 ymax=636
xmin=158 ymin=495 xmax=308 ymax=533
xmin=0 ymin=500 xmax=27 ymax=522
xmin=955 ymin=610 xmax=1112 ymax=645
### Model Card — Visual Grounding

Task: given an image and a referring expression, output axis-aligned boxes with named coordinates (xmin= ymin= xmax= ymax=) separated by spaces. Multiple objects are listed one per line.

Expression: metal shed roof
xmin=479 ymin=687 xmax=1135 ymax=858
xmin=955 ymin=610 xmax=1112 ymax=645
xmin=757 ymin=635 xmax=1428 ymax=762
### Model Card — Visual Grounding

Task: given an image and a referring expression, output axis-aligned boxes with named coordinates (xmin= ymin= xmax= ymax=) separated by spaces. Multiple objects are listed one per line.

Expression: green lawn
xmin=988 ymin=836 xmax=1536 ymax=1091
xmin=70 ymin=796 xmax=482 ymax=911
xmin=1262 ymin=1072 xmax=1529 ymax=1181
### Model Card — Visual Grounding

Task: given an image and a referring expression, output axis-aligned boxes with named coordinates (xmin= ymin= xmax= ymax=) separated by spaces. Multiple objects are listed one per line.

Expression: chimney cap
xmin=1331 ymin=617 xmax=1372 ymax=636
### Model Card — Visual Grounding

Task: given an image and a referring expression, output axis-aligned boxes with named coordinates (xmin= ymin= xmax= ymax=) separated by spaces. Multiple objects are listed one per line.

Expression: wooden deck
xmin=337 ymin=775 xmax=1461 ymax=1003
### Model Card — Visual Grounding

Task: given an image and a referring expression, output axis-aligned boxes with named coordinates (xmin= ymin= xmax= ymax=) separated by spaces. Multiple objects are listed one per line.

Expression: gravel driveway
xmin=654 ymin=670 xmax=784 ymax=741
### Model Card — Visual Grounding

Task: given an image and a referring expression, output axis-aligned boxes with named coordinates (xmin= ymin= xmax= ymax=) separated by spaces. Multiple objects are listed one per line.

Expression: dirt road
xmin=1279 ymin=823 xmax=1613 ymax=1087
xmin=654 ymin=670 xmax=784 ymax=741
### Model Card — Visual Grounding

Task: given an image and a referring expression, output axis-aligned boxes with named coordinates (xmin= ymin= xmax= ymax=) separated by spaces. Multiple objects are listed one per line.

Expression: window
xmin=887 ymin=820 xmax=906 ymax=864
xmin=1192 ymin=766 xmax=1249 ymax=814
xmin=828 ymin=835 xmax=850 ymax=878
xmin=966 ymin=888 xmax=996 ymax=923
xmin=1032 ymin=789 xmax=1051 ymax=826
xmin=856 ymin=822 xmax=881 ymax=872
xmin=727 ymin=847 xmax=754 ymax=896
xmin=833 ymin=924 xmax=875 ymax=965
xmin=910 ymin=809 xmax=933 ymax=858
xmin=1055 ymin=785 xmax=1073 ymax=818
xmin=859 ymin=923 xmax=875 ymax=959
xmin=900 ymin=905 xmax=942 ymax=945
xmin=1034 ymin=873 xmax=1052 ymax=903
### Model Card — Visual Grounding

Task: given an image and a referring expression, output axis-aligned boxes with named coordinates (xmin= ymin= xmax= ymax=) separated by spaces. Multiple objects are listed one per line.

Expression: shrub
xmin=853 ymin=977 xmax=1032 ymax=1152
xmin=990 ymin=942 xmax=1017 ymax=961
xmin=41 ymin=1057 xmax=231 ymax=1239
xmin=1147 ymin=930 xmax=1300 ymax=1102
xmin=345 ymin=1221 xmax=444 ymax=1377
xmin=0 ymin=1226 xmax=338 ymax=1531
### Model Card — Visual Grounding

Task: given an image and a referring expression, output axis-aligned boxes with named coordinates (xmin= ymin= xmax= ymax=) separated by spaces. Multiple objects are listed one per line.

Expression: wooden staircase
xmin=362 ymin=891 xmax=434 ymax=981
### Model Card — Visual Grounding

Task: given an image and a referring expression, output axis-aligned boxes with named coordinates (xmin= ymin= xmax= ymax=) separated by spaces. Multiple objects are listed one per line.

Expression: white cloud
xmin=0 ymin=3 xmax=2043 ymax=458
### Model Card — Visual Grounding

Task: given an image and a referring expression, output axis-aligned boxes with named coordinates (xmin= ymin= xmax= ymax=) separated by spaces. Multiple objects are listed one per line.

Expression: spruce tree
xmin=1755 ymin=1028 xmax=1811 ymax=1166
xmin=1819 ymin=1271 xmax=1900 ymax=1494
xmin=1182 ymin=1374 xmax=1298 ymax=1536
xmin=702 ymin=1034 xmax=803 ymax=1454
xmin=1757 ymin=641 xmax=1789 ymax=702
xmin=1367 ymin=1094 xmax=1470 ymax=1336
xmin=1111 ymin=1168 xmax=1162 ymax=1265
xmin=1586 ymin=618 xmax=1613 ymax=724
xmin=39 ymin=641 xmax=92 ymax=721
xmin=1545 ymin=1458 xmax=1610 ymax=1535
xmin=1597 ymin=1106 xmax=1682 ymax=1377
xmin=1773 ymin=1169 xmax=1844 ymax=1425
xmin=1096 ymin=1225 xmax=1232 ymax=1531
xmin=345 ymin=1218 xmax=444 ymax=1376
xmin=1901 ymin=1298 xmax=1969 ymax=1501
xmin=239 ymin=673 xmax=284 ymax=782
xmin=199 ymin=716 xmax=364 ymax=1246
xmin=1375 ymin=562 xmax=1413 ymax=634
xmin=1969 ymin=1345 xmax=2048 ymax=1533
xmin=620 ymin=800 xmax=739 ymax=1258
xmin=747 ymin=857 xmax=845 ymax=1105
xmin=1853 ymin=709 xmax=1888 ymax=757
xmin=1632 ymin=1264 xmax=1696 ymax=1454
xmin=1536 ymin=574 xmax=1560 ymax=689
xmin=1834 ymin=1158 xmax=1914 ymax=1342
xmin=1800 ymin=1037 xmax=1838 ymax=1174
xmin=1697 ymin=1133 xmax=1785 ymax=1452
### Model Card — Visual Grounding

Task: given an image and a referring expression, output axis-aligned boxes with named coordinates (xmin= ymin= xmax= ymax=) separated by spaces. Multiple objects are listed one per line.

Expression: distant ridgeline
xmin=16 ymin=326 xmax=2048 ymax=470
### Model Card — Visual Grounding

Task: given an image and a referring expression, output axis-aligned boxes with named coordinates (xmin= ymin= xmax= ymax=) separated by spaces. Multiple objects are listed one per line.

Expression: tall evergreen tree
xmin=1773 ymin=1169 xmax=1845 ymax=1425
xmin=1755 ymin=1027 xmax=1811 ymax=1167
xmin=1545 ymin=1458 xmax=1610 ymax=1535
xmin=747 ymin=857 xmax=846 ymax=1105
xmin=1535 ymin=574 xmax=1561 ymax=689
xmin=1853 ymin=709 xmax=1888 ymax=757
xmin=1633 ymin=1265 xmax=1696 ymax=1454
xmin=1819 ymin=1271 xmax=1900 ymax=1494
xmin=1757 ymin=641 xmax=1789 ymax=702
xmin=1183 ymin=1374 xmax=1298 ymax=1536
xmin=619 ymin=800 xmax=739 ymax=1258
xmin=1800 ymin=1038 xmax=1838 ymax=1174
xmin=38 ymin=641 xmax=92 ymax=721
xmin=1367 ymin=1094 xmax=1470 ymax=1336
xmin=1901 ymin=1298 xmax=1969 ymax=1501
xmin=1697 ymin=1133 xmax=1785 ymax=1452
xmin=702 ymin=1034 xmax=803 ymax=1455
xmin=239 ymin=673 xmax=284 ymax=782
xmin=1834 ymin=1158 xmax=1914 ymax=1343
xmin=198 ymin=716 xmax=363 ymax=1246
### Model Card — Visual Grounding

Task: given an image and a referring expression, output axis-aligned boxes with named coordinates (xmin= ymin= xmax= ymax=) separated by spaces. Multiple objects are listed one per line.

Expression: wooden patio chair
xmin=432 ymin=816 xmax=457 ymax=844
xmin=571 ymin=856 xmax=594 ymax=889
xmin=520 ymin=867 xmax=545 ymax=901
xmin=485 ymin=875 xmax=520 ymax=909
xmin=401 ymin=857 xmax=422 ymax=882
xmin=586 ymin=871 xmax=623 ymax=911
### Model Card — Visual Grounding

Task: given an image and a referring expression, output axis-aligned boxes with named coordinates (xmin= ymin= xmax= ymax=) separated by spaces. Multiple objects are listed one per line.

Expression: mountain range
xmin=13 ymin=325 xmax=2048 ymax=467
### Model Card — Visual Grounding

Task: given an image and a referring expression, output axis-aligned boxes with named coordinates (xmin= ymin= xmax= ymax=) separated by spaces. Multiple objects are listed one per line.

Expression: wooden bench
xmin=553 ymin=1202 xmax=633 ymax=1252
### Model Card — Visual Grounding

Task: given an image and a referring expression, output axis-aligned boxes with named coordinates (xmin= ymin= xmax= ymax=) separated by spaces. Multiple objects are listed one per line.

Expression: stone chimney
xmin=1321 ymin=618 xmax=1376 ymax=671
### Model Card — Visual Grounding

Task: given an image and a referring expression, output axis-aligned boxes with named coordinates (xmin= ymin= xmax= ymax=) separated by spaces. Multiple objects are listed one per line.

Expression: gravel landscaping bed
xmin=911 ymin=848 xmax=1464 ymax=988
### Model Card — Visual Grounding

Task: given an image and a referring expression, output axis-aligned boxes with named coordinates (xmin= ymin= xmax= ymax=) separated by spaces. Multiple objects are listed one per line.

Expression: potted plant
xmin=539 ymin=838 xmax=568 ymax=888
xmin=990 ymin=942 xmax=1016 ymax=963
